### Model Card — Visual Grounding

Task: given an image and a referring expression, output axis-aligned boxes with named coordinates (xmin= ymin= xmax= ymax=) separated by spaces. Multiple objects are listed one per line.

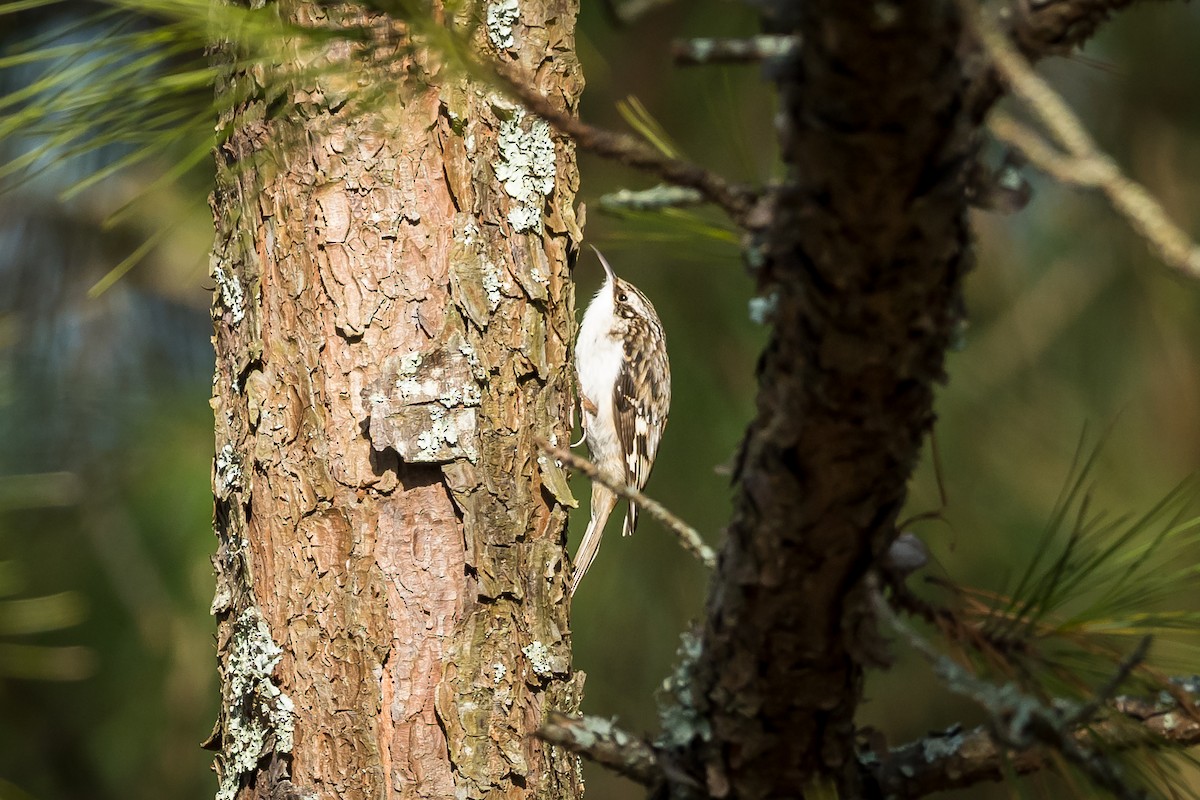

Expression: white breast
xmin=576 ymin=282 xmax=623 ymax=465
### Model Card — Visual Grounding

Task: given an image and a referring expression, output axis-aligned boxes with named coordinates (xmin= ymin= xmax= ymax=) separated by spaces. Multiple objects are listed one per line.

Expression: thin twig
xmin=874 ymin=688 xmax=1200 ymax=800
xmin=961 ymin=0 xmax=1200 ymax=278
xmin=1067 ymin=634 xmax=1151 ymax=728
xmin=537 ymin=711 xmax=660 ymax=786
xmin=536 ymin=437 xmax=717 ymax=569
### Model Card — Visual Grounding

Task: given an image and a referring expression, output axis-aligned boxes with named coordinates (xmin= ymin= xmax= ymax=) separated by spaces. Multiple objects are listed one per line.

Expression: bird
xmin=571 ymin=245 xmax=671 ymax=596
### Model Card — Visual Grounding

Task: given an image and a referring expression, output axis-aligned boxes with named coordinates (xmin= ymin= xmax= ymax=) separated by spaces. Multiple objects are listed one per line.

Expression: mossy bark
xmin=207 ymin=3 xmax=585 ymax=798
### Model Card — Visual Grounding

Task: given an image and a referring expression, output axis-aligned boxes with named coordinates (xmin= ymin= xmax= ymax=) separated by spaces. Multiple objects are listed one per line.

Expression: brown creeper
xmin=571 ymin=246 xmax=671 ymax=596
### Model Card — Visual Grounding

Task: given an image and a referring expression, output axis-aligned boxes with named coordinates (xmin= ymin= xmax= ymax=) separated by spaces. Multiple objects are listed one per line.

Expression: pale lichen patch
xmin=749 ymin=291 xmax=779 ymax=325
xmin=439 ymin=383 xmax=483 ymax=408
xmin=212 ymin=259 xmax=246 ymax=323
xmin=482 ymin=258 xmax=503 ymax=310
xmin=416 ymin=405 xmax=468 ymax=459
xmin=529 ymin=259 xmax=548 ymax=287
xmin=920 ymin=730 xmax=965 ymax=762
xmin=400 ymin=351 xmax=423 ymax=375
xmin=451 ymin=216 xmax=509 ymax=328
xmin=522 ymin=640 xmax=552 ymax=677
xmin=215 ymin=443 xmax=244 ymax=499
xmin=495 ymin=109 xmax=555 ymax=233
xmin=486 ymin=0 xmax=520 ymax=51
xmin=458 ymin=338 xmax=479 ymax=363
xmin=460 ymin=218 xmax=479 ymax=246
xmin=657 ymin=630 xmax=712 ymax=749
xmin=216 ymin=607 xmax=294 ymax=800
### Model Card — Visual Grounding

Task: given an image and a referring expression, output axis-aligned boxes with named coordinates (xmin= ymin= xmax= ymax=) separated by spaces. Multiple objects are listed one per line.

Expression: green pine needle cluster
xmin=916 ymin=434 xmax=1200 ymax=797
xmin=972 ymin=436 xmax=1200 ymax=691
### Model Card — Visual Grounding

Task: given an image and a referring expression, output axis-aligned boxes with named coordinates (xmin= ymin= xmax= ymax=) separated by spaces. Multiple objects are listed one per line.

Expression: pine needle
xmin=616 ymin=95 xmax=682 ymax=160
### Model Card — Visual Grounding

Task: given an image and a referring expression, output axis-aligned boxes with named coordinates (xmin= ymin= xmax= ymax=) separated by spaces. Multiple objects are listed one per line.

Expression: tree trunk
xmin=691 ymin=4 xmax=974 ymax=797
xmin=206 ymin=3 xmax=585 ymax=799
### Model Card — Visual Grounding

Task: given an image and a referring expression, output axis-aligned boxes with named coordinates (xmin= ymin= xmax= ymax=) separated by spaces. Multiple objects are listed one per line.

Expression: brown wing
xmin=613 ymin=318 xmax=671 ymax=537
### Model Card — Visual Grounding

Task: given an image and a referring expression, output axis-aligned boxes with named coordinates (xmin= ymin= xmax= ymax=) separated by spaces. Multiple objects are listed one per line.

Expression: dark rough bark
xmin=206 ymin=2 xmax=585 ymax=799
xmin=1010 ymin=0 xmax=1145 ymax=57
xmin=675 ymin=2 xmax=1180 ymax=799
xmin=690 ymin=5 xmax=975 ymax=797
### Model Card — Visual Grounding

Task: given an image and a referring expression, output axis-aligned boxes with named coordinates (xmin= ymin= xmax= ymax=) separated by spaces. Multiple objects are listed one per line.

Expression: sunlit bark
xmin=207 ymin=3 xmax=584 ymax=798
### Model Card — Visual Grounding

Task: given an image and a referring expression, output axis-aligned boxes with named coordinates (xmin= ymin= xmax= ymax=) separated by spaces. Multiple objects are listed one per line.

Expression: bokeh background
xmin=4 ymin=2 xmax=1200 ymax=798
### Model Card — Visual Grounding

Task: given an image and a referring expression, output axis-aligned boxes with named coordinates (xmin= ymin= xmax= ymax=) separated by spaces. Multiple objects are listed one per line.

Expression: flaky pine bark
xmin=206 ymin=3 xmax=584 ymax=799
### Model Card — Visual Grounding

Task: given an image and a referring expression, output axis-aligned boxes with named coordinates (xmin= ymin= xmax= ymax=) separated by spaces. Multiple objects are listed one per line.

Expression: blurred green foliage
xmin=0 ymin=407 xmax=219 ymax=799
xmin=4 ymin=1 xmax=1200 ymax=799
xmin=0 ymin=472 xmax=92 ymax=683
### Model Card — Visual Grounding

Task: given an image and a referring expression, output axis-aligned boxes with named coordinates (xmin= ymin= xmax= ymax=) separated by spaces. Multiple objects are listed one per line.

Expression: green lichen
xmin=656 ymin=629 xmax=711 ymax=750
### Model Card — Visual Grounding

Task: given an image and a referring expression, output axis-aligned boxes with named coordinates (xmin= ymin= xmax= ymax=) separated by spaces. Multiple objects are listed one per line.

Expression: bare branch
xmin=961 ymin=2 xmax=1182 ymax=136
xmin=671 ymin=35 xmax=800 ymax=66
xmin=491 ymin=62 xmax=759 ymax=226
xmin=872 ymin=676 xmax=1200 ymax=798
xmin=537 ymin=711 xmax=660 ymax=786
xmin=867 ymin=722 xmax=1051 ymax=797
xmin=962 ymin=0 xmax=1200 ymax=278
xmin=537 ymin=438 xmax=717 ymax=569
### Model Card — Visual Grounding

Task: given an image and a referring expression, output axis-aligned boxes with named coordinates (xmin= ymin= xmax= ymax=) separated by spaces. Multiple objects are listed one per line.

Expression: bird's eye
xmin=618 ymin=292 xmax=628 ymax=302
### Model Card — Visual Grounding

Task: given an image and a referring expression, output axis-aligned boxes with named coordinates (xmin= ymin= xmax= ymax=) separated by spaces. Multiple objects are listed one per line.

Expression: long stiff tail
xmin=570 ymin=483 xmax=619 ymax=596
